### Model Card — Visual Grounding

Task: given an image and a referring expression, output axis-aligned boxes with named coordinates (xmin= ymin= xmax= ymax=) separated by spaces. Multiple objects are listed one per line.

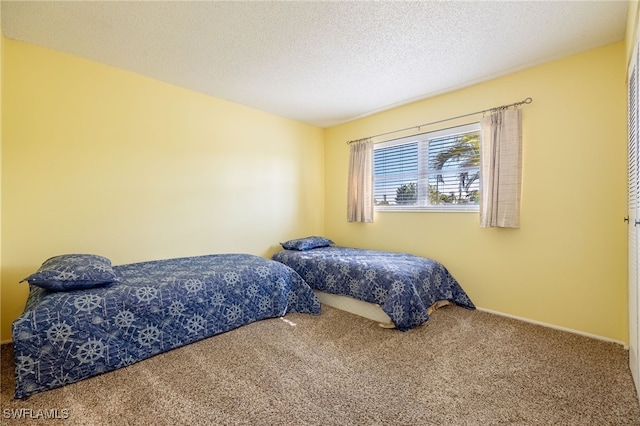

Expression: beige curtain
xmin=480 ymin=108 xmax=522 ymax=228
xmin=347 ymin=139 xmax=374 ymax=223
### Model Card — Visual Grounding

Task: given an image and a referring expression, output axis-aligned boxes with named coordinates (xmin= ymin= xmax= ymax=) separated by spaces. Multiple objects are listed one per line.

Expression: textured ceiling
xmin=1 ymin=1 xmax=629 ymax=127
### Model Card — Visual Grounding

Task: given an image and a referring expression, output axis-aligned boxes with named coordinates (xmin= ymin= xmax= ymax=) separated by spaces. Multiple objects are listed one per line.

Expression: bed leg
xmin=378 ymin=322 xmax=396 ymax=329
xmin=427 ymin=300 xmax=451 ymax=315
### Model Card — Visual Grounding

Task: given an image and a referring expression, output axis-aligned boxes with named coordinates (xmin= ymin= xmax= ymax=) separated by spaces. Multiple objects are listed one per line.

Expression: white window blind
xmin=374 ymin=123 xmax=481 ymax=211
xmin=374 ymin=142 xmax=419 ymax=206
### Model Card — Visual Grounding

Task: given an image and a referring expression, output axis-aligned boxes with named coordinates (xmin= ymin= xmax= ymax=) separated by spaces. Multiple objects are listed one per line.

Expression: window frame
xmin=373 ymin=122 xmax=481 ymax=213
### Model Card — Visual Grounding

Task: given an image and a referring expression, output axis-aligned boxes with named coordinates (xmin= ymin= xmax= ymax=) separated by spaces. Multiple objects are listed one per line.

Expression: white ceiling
xmin=0 ymin=1 xmax=629 ymax=128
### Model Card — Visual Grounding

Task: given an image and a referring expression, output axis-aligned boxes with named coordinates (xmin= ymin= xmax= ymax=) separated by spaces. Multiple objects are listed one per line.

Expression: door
xmin=628 ymin=34 xmax=640 ymax=399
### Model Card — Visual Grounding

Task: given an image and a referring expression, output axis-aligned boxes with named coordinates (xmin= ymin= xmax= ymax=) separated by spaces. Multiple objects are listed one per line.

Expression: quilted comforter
xmin=12 ymin=254 xmax=320 ymax=398
xmin=272 ymin=246 xmax=474 ymax=331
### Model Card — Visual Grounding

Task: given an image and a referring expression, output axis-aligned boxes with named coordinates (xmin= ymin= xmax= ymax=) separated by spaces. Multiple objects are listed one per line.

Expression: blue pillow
xmin=281 ymin=236 xmax=334 ymax=251
xmin=21 ymin=254 xmax=117 ymax=291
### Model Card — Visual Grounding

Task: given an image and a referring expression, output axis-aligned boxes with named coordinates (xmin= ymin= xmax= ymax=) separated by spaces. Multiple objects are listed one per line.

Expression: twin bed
xmin=12 ymin=253 xmax=320 ymax=398
xmin=272 ymin=237 xmax=475 ymax=331
xmin=12 ymin=238 xmax=474 ymax=398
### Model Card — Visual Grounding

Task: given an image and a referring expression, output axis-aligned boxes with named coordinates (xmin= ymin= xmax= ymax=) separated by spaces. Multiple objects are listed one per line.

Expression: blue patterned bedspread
xmin=272 ymin=247 xmax=474 ymax=331
xmin=12 ymin=254 xmax=320 ymax=398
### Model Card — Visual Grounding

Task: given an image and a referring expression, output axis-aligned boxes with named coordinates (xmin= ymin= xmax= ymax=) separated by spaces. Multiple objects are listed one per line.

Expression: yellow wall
xmin=0 ymin=36 xmax=629 ymax=344
xmin=0 ymin=5 xmax=3 ymax=344
xmin=324 ymin=42 xmax=628 ymax=343
xmin=0 ymin=39 xmax=325 ymax=341
xmin=628 ymin=1 xmax=639 ymax=64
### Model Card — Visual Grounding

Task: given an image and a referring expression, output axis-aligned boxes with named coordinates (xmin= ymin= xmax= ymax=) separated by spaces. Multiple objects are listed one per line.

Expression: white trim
xmin=477 ymin=307 xmax=627 ymax=349
xmin=316 ymin=291 xmax=627 ymax=347
xmin=0 ymin=307 xmax=625 ymax=348
xmin=375 ymin=205 xmax=479 ymax=213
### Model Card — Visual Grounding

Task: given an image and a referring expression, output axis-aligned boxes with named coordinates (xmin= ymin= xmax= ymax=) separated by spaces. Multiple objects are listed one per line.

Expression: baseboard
xmin=0 ymin=309 xmax=625 ymax=349
xmin=476 ymin=307 xmax=628 ymax=349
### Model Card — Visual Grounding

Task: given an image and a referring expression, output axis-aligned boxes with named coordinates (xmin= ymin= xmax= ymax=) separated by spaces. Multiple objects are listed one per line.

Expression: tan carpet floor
xmin=1 ymin=305 xmax=639 ymax=425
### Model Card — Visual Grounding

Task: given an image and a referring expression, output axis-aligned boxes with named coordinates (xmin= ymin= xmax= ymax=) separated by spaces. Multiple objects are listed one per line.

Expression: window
xmin=373 ymin=123 xmax=481 ymax=211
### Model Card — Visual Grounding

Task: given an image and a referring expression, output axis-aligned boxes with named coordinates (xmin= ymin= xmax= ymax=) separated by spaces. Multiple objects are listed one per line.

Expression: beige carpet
xmin=1 ymin=305 xmax=639 ymax=425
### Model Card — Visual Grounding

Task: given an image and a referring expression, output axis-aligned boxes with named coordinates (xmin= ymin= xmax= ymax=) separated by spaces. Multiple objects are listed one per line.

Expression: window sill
xmin=375 ymin=205 xmax=479 ymax=213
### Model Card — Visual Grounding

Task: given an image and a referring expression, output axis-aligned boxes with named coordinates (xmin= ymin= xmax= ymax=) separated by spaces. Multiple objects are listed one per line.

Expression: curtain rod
xmin=346 ymin=97 xmax=532 ymax=145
